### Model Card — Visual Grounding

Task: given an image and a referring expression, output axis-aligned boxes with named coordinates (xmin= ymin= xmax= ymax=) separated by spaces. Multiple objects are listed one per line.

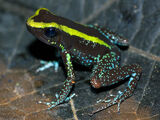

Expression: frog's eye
xmin=45 ymin=27 xmax=56 ymax=38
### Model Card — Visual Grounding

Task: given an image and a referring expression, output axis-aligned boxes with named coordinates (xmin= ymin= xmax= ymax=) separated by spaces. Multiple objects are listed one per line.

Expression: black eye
xmin=45 ymin=27 xmax=56 ymax=38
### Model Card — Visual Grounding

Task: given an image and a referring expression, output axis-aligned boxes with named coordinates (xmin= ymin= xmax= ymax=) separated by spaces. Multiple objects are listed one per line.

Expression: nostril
xmin=90 ymin=77 xmax=101 ymax=88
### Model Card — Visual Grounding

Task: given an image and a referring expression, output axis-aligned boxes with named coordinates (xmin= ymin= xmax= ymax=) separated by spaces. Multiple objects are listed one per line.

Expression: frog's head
xmin=26 ymin=8 xmax=62 ymax=46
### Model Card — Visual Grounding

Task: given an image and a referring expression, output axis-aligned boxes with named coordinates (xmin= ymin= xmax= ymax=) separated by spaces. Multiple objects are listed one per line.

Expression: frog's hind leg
xmin=90 ymin=54 xmax=142 ymax=115
xmin=88 ymin=24 xmax=129 ymax=46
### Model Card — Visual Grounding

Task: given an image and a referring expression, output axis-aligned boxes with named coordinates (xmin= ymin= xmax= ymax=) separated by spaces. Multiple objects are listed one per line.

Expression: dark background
xmin=0 ymin=0 xmax=160 ymax=120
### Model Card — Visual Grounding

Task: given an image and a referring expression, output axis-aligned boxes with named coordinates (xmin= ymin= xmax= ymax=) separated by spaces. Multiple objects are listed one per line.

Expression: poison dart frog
xmin=26 ymin=8 xmax=142 ymax=115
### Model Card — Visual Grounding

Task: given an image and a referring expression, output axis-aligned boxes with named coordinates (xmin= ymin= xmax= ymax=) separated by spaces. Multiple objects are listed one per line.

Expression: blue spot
xmin=126 ymin=75 xmax=129 ymax=78
xmin=132 ymin=73 xmax=136 ymax=77
xmin=109 ymin=66 xmax=112 ymax=70
xmin=111 ymin=63 xmax=115 ymax=68
xmin=128 ymin=77 xmax=134 ymax=86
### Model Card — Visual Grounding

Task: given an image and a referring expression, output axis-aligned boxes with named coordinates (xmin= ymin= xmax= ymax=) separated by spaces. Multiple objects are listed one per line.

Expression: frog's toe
xmin=64 ymin=93 xmax=76 ymax=102
xmin=97 ymin=93 xmax=116 ymax=103
xmin=38 ymin=100 xmax=57 ymax=109
xmin=107 ymin=91 xmax=123 ymax=112
xmin=38 ymin=100 xmax=51 ymax=106
xmin=96 ymin=91 xmax=123 ymax=113
xmin=47 ymin=103 xmax=57 ymax=109
xmin=97 ymin=98 xmax=111 ymax=103
xmin=36 ymin=60 xmax=59 ymax=72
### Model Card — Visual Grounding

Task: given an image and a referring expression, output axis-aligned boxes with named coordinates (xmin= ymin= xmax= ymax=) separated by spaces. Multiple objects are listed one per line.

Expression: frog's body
xmin=26 ymin=8 xmax=142 ymax=115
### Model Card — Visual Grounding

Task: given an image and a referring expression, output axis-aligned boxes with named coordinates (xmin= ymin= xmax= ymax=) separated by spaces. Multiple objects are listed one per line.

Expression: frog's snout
xmin=90 ymin=77 xmax=101 ymax=88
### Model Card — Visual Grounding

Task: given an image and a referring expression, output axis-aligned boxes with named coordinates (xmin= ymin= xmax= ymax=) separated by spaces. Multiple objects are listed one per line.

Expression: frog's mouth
xmin=26 ymin=24 xmax=51 ymax=46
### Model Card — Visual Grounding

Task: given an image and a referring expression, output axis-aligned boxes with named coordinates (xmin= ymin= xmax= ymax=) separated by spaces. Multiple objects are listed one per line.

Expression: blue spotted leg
xmin=90 ymin=52 xmax=142 ymax=115
xmin=38 ymin=50 xmax=76 ymax=109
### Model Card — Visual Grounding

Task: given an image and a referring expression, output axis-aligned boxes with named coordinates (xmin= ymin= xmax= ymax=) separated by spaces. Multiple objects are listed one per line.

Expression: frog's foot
xmin=89 ymin=91 xmax=123 ymax=116
xmin=36 ymin=60 xmax=59 ymax=72
xmin=97 ymin=93 xmax=116 ymax=104
xmin=97 ymin=91 xmax=123 ymax=112
xmin=38 ymin=100 xmax=57 ymax=109
xmin=38 ymin=93 xmax=76 ymax=109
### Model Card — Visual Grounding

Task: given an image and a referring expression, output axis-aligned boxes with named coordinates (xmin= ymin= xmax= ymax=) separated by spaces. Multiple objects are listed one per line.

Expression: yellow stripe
xmin=27 ymin=8 xmax=111 ymax=49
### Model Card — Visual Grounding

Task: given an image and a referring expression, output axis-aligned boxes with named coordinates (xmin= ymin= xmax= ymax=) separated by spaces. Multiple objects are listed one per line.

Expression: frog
xmin=26 ymin=8 xmax=142 ymax=115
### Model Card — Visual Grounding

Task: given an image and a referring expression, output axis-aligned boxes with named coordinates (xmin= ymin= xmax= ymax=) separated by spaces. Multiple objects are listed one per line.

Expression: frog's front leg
xmin=90 ymin=53 xmax=142 ymax=115
xmin=36 ymin=60 xmax=59 ymax=72
xmin=39 ymin=50 xmax=75 ymax=109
